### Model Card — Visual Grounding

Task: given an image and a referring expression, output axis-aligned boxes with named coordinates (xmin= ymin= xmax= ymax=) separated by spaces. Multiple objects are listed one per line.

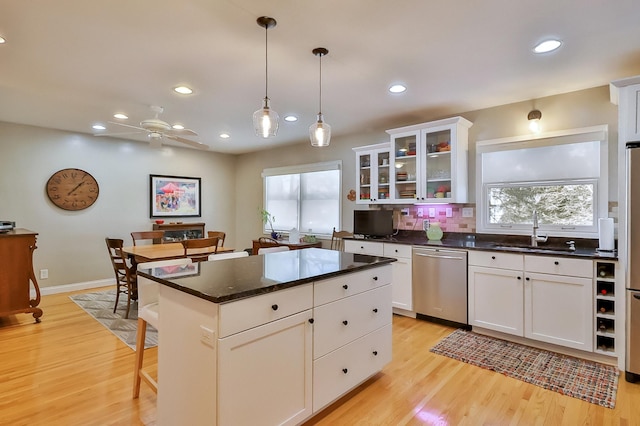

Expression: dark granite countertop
xmin=137 ymin=248 xmax=396 ymax=304
xmin=349 ymin=231 xmax=618 ymax=260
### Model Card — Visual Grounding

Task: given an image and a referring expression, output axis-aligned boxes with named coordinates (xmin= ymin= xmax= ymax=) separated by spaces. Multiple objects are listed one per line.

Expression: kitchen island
xmin=137 ymin=248 xmax=395 ymax=426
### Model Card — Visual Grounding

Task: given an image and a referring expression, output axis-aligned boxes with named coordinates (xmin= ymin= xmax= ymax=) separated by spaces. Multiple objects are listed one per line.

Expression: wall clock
xmin=46 ymin=168 xmax=99 ymax=211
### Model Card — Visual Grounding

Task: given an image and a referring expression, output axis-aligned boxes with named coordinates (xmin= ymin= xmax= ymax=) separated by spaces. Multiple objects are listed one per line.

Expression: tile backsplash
xmin=394 ymin=204 xmax=476 ymax=233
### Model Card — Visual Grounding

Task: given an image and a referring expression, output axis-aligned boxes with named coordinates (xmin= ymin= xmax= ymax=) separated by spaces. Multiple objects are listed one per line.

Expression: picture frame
xmin=150 ymin=174 xmax=201 ymax=218
xmin=151 ymin=262 xmax=200 ymax=279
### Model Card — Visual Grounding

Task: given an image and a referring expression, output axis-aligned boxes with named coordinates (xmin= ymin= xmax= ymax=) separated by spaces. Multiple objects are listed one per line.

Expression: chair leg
xmin=133 ymin=317 xmax=147 ymax=398
xmin=124 ymin=287 xmax=131 ymax=319
xmin=113 ymin=282 xmax=121 ymax=314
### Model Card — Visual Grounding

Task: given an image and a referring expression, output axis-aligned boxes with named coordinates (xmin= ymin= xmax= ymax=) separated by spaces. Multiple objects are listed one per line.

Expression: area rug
xmin=69 ymin=290 xmax=157 ymax=351
xmin=430 ymin=329 xmax=619 ymax=408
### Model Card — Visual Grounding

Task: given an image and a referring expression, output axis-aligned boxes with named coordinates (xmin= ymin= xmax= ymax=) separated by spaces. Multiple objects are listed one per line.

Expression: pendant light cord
xmin=318 ymin=53 xmax=322 ymax=114
xmin=264 ymin=26 xmax=269 ymax=99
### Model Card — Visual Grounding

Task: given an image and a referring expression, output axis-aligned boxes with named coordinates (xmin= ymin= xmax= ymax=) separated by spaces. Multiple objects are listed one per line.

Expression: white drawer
xmin=344 ymin=240 xmax=384 ymax=256
xmin=314 ymin=265 xmax=392 ymax=306
xmin=525 ymin=255 xmax=593 ymax=278
xmin=468 ymin=250 xmax=523 ymax=270
xmin=313 ymin=324 xmax=392 ymax=412
xmin=313 ymin=284 xmax=392 ymax=359
xmin=383 ymin=243 xmax=412 ymax=259
xmin=219 ymin=284 xmax=313 ymax=338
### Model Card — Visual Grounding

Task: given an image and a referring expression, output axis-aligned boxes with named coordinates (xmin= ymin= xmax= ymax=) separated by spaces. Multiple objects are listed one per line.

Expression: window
xmin=262 ymin=161 xmax=341 ymax=236
xmin=477 ymin=126 xmax=608 ymax=238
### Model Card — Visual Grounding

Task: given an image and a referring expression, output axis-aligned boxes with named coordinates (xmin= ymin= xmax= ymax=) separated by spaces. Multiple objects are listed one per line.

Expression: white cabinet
xmin=387 ymin=116 xmax=472 ymax=203
xmin=343 ymin=240 xmax=412 ymax=312
xmin=468 ymin=251 xmax=524 ymax=335
xmin=217 ymin=283 xmax=314 ymax=426
xmin=312 ymin=265 xmax=392 ymax=412
xmin=612 ymin=79 xmax=640 ymax=141
xmin=353 ymin=143 xmax=392 ymax=204
xmin=468 ymin=251 xmax=594 ymax=351
xmin=383 ymin=243 xmax=413 ymax=312
xmin=218 ymin=310 xmax=313 ymax=426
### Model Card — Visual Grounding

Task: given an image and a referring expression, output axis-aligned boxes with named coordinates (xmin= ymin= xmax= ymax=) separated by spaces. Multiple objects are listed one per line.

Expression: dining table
xmin=122 ymin=242 xmax=235 ymax=265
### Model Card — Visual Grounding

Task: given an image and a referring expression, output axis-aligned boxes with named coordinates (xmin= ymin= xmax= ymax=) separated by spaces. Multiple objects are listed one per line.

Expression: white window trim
xmin=476 ymin=125 xmax=608 ymax=238
xmin=262 ymin=160 xmax=342 ymax=237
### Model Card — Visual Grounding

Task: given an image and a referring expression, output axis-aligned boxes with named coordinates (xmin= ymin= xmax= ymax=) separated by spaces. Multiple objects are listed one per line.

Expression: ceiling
xmin=2 ymin=0 xmax=640 ymax=154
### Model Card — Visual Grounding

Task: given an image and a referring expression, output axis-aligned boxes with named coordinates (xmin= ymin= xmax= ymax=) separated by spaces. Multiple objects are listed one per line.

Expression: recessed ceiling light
xmin=284 ymin=115 xmax=298 ymax=122
xmin=533 ymin=39 xmax=562 ymax=53
xmin=389 ymin=84 xmax=407 ymax=94
xmin=174 ymin=86 xmax=193 ymax=95
xmin=92 ymin=124 xmax=106 ymax=130
xmin=220 ymin=133 xmax=230 ymax=139
xmin=172 ymin=124 xmax=185 ymax=130
xmin=0 ymin=36 xmax=6 ymax=44
xmin=113 ymin=113 xmax=128 ymax=120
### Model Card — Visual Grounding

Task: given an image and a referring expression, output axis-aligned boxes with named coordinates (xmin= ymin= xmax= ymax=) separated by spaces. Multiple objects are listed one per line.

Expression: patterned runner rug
xmin=69 ymin=290 xmax=157 ymax=351
xmin=430 ymin=329 xmax=619 ymax=408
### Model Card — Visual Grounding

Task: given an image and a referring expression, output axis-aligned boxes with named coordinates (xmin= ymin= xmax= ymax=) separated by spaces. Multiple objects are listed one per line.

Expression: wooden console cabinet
xmin=0 ymin=229 xmax=42 ymax=322
xmin=152 ymin=222 xmax=205 ymax=243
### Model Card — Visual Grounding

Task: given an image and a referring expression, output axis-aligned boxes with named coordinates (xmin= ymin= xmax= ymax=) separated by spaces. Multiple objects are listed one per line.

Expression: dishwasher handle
xmin=413 ymin=252 xmax=466 ymax=261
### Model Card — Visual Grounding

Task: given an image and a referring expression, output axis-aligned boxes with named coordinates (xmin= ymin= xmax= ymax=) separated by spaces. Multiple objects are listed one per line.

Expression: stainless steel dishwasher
xmin=412 ymin=247 xmax=468 ymax=326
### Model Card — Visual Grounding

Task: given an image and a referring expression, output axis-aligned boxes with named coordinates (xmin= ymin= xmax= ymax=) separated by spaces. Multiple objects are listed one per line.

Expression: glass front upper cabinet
xmin=353 ymin=143 xmax=393 ymax=204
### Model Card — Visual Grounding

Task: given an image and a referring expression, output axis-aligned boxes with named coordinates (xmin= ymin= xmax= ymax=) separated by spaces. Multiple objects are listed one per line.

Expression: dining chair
xmin=182 ymin=237 xmax=220 ymax=262
xmin=258 ymin=246 xmax=290 ymax=254
xmin=105 ymin=238 xmax=136 ymax=319
xmin=131 ymin=230 xmax=165 ymax=246
xmin=207 ymin=251 xmax=249 ymax=261
xmin=207 ymin=231 xmax=226 ymax=248
xmin=133 ymin=257 xmax=193 ymax=398
xmin=330 ymin=227 xmax=354 ymax=251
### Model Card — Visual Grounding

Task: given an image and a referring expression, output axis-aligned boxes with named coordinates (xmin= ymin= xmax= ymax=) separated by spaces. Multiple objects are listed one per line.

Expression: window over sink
xmin=476 ymin=126 xmax=608 ymax=238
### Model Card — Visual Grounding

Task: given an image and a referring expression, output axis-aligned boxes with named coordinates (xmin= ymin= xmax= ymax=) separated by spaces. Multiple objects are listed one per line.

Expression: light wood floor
xmin=1 ymin=289 xmax=639 ymax=425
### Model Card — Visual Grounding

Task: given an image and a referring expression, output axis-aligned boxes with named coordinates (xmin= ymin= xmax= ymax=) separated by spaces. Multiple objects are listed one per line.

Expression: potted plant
xmin=260 ymin=209 xmax=278 ymax=239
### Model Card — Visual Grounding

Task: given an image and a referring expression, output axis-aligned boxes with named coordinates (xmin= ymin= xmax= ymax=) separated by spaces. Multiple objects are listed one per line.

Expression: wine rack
xmin=594 ymin=261 xmax=617 ymax=355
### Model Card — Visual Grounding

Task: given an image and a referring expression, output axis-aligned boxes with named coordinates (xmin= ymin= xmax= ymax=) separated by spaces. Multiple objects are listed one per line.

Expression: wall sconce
xmin=528 ymin=109 xmax=542 ymax=133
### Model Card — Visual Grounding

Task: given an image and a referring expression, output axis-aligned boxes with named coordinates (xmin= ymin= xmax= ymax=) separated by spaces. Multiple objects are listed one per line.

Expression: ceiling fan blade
xmin=94 ymin=130 xmax=145 ymax=137
xmin=107 ymin=121 xmax=148 ymax=132
xmin=168 ymin=128 xmax=198 ymax=137
xmin=165 ymin=135 xmax=209 ymax=150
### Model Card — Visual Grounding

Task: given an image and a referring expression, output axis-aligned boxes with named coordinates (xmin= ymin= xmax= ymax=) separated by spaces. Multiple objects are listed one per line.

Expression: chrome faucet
xmin=531 ymin=209 xmax=548 ymax=247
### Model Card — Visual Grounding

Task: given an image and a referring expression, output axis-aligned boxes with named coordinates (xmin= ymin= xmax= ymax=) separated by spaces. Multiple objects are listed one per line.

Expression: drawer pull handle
xmin=343 ymin=284 xmax=349 ymax=290
xmin=342 ymin=368 xmax=348 ymax=374
xmin=342 ymin=320 xmax=349 ymax=326
xmin=554 ymin=261 xmax=559 ymax=265
xmin=271 ymin=304 xmax=278 ymax=311
xmin=525 ymin=277 xmax=530 ymax=281
xmin=373 ymin=308 xmax=378 ymax=313
xmin=308 ymin=318 xmax=314 ymax=324
xmin=517 ymin=276 xmax=522 ymax=280
xmin=491 ymin=256 xmax=496 ymax=260
xmin=373 ymin=351 xmax=378 ymax=356
xmin=373 ymin=276 xmax=378 ymax=281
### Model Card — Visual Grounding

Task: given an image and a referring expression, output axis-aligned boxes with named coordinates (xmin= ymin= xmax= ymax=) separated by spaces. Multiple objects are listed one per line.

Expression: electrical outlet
xmin=446 ymin=208 xmax=453 ymax=217
xmin=417 ymin=208 xmax=423 ymax=217
xmin=462 ymin=207 xmax=474 ymax=218
xmin=423 ymin=219 xmax=430 ymax=231
xmin=40 ymin=269 xmax=48 ymax=279
xmin=200 ymin=325 xmax=215 ymax=348
xmin=429 ymin=208 xmax=436 ymax=218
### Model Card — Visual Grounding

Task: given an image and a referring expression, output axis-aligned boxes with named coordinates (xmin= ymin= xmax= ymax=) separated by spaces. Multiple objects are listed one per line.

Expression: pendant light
xmin=253 ymin=16 xmax=279 ymax=138
xmin=309 ymin=47 xmax=331 ymax=147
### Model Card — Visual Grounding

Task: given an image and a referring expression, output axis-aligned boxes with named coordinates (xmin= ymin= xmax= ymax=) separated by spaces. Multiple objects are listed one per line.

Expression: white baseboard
xmin=33 ymin=279 xmax=114 ymax=297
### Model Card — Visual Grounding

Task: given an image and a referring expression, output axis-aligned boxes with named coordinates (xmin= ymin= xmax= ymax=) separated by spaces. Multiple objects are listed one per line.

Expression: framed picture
xmin=152 ymin=262 xmax=200 ymax=279
xmin=150 ymin=174 xmax=201 ymax=218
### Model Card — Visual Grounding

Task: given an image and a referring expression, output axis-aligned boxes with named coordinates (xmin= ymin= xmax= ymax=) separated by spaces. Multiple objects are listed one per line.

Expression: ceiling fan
xmin=95 ymin=105 xmax=209 ymax=150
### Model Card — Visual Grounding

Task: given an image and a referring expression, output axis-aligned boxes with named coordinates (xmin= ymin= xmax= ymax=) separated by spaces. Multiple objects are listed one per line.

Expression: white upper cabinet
xmin=387 ymin=116 xmax=472 ymax=204
xmin=611 ymin=77 xmax=640 ymax=141
xmin=353 ymin=143 xmax=393 ymax=204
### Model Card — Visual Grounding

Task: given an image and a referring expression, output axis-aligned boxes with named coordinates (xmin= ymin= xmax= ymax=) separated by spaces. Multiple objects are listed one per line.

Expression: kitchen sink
xmin=491 ymin=244 xmax=576 ymax=255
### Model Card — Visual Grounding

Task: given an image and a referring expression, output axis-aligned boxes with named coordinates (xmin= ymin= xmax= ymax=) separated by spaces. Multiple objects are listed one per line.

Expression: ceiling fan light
xmin=310 ymin=114 xmax=331 ymax=147
xmin=253 ymin=97 xmax=279 ymax=138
